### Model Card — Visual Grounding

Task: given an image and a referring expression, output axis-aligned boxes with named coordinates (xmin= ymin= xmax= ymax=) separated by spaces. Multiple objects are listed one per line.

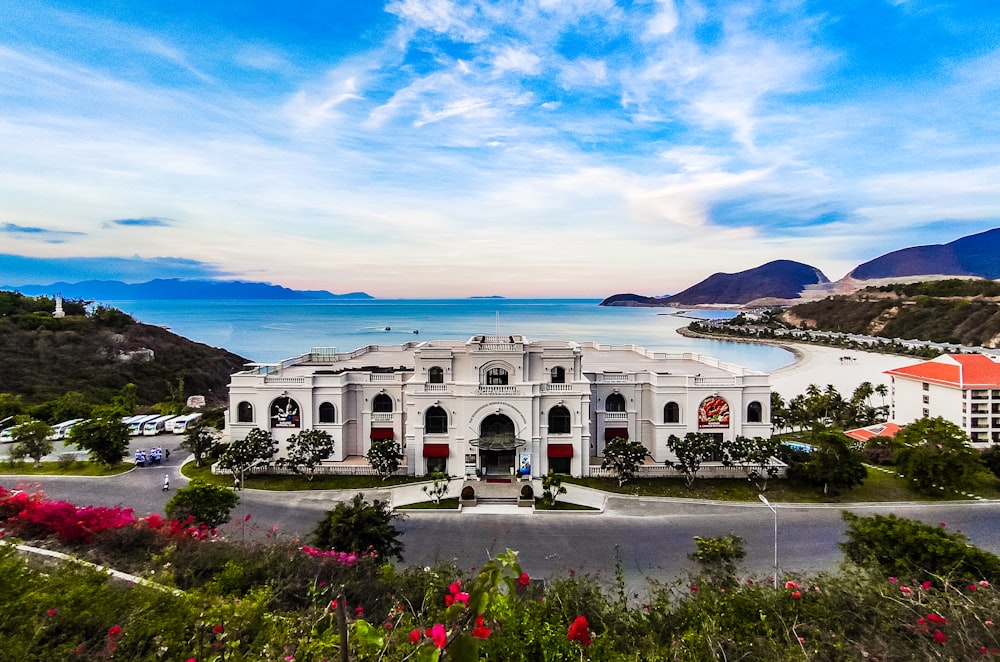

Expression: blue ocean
xmin=106 ymin=298 xmax=793 ymax=371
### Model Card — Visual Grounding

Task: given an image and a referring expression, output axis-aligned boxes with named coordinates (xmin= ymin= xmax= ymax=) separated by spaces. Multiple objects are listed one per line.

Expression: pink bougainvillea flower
xmin=449 ymin=581 xmax=462 ymax=595
xmin=213 ymin=624 xmax=224 ymax=634
xmin=888 ymin=577 xmax=898 ymax=583
xmin=431 ymin=623 xmax=447 ymax=648
xmin=970 ymin=584 xmax=979 ymax=592
xmin=927 ymin=613 xmax=947 ymax=625
xmin=980 ymin=580 xmax=991 ymax=587
xmin=900 ymin=586 xmax=914 ymax=595
xmin=244 ymin=513 xmax=251 ymax=522
xmin=568 ymin=615 xmax=592 ymax=646
xmin=922 ymin=581 xmax=933 ymax=590
xmin=785 ymin=581 xmax=799 ymax=589
xmin=409 ymin=629 xmax=421 ymax=643
xmin=472 ymin=615 xmax=492 ymax=639
xmin=791 ymin=591 xmax=801 ymax=600
xmin=932 ymin=630 xmax=947 ymax=644
xmin=690 ymin=586 xmax=698 ymax=593
xmin=444 ymin=595 xmax=454 ymax=607
xmin=453 ymin=592 xmax=470 ymax=606
xmin=986 ymin=620 xmax=995 ymax=627
xmin=330 ymin=600 xmax=338 ymax=610
xmin=517 ymin=572 xmax=530 ymax=588
xmin=939 ymin=522 xmax=947 ymax=527
xmin=46 ymin=609 xmax=57 ymax=617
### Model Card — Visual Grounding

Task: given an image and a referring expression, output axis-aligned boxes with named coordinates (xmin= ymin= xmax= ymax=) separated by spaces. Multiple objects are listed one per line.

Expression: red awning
xmin=370 ymin=428 xmax=395 ymax=440
xmin=547 ymin=444 xmax=574 ymax=458
xmin=605 ymin=428 xmax=628 ymax=441
xmin=423 ymin=443 xmax=450 ymax=458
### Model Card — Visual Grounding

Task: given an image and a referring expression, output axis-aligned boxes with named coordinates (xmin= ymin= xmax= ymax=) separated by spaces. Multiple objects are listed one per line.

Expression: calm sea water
xmin=106 ymin=298 xmax=794 ymax=371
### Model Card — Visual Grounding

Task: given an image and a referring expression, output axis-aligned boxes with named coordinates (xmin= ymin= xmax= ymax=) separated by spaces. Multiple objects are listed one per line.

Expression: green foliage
xmin=841 ymin=511 xmax=1000 ymax=583
xmin=311 ymin=493 xmax=405 ymax=561
xmin=665 ymin=432 xmax=721 ymax=488
xmin=366 ymin=437 xmax=404 ymax=480
xmin=792 ymin=429 xmax=867 ymax=495
xmin=421 ymin=472 xmax=451 ymax=504
xmin=895 ymin=416 xmax=984 ymax=494
xmin=279 ymin=428 xmax=335 ymax=481
xmin=69 ymin=417 xmax=130 ymax=467
xmin=982 ymin=445 xmax=1000 ymax=480
xmin=165 ymin=479 xmax=240 ymax=528
xmin=217 ymin=428 xmax=277 ymax=480
xmin=689 ymin=534 xmax=746 ymax=584
xmin=726 ymin=436 xmax=784 ymax=491
xmin=601 ymin=436 xmax=649 ymax=486
xmin=180 ymin=420 xmax=221 ymax=467
xmin=9 ymin=419 xmax=55 ymax=467
xmin=541 ymin=469 xmax=567 ymax=506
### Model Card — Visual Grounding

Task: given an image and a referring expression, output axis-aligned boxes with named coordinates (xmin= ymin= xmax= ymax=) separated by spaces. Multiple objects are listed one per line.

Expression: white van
xmin=171 ymin=413 xmax=202 ymax=433
xmin=142 ymin=415 xmax=176 ymax=436
xmin=128 ymin=414 xmax=159 ymax=436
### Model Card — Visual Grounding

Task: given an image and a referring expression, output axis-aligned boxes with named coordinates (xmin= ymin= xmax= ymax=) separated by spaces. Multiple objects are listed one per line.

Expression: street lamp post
xmin=758 ymin=494 xmax=777 ymax=589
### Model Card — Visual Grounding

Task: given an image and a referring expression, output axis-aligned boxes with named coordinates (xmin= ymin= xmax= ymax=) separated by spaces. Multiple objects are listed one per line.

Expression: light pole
xmin=758 ymin=494 xmax=777 ymax=589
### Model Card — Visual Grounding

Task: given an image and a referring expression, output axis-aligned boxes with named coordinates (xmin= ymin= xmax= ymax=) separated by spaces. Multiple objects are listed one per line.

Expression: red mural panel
xmin=698 ymin=396 xmax=730 ymax=428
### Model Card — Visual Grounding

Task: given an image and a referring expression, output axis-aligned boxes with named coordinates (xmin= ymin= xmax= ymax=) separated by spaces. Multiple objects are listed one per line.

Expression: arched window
xmin=551 ymin=366 xmax=565 ymax=384
xmin=237 ymin=401 xmax=254 ymax=423
xmin=747 ymin=401 xmax=763 ymax=423
xmin=664 ymin=401 xmax=680 ymax=423
xmin=319 ymin=402 xmax=336 ymax=423
xmin=548 ymin=405 xmax=571 ymax=434
xmin=373 ymin=393 xmax=393 ymax=413
xmin=425 ymin=406 xmax=448 ymax=434
xmin=606 ymin=393 xmax=626 ymax=412
xmin=429 ymin=366 xmax=444 ymax=384
xmin=486 ymin=367 xmax=508 ymax=385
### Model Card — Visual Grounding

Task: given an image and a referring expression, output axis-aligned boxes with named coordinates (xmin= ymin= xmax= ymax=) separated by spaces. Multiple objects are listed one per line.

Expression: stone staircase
xmin=462 ymin=478 xmax=527 ymax=507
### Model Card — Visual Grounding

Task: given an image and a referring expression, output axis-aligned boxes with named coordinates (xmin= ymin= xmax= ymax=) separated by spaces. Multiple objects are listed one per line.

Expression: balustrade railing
xmin=478 ymin=385 xmax=517 ymax=395
xmin=372 ymin=412 xmax=394 ymax=421
xmin=603 ymin=412 xmax=628 ymax=421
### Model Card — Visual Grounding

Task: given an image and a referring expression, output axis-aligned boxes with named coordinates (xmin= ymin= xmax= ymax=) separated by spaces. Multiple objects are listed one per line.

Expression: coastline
xmin=677 ymin=325 xmax=909 ymax=399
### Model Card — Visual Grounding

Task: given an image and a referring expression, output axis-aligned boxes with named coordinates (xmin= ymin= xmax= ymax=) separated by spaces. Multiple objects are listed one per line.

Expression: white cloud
xmin=492 ymin=46 xmax=542 ymax=75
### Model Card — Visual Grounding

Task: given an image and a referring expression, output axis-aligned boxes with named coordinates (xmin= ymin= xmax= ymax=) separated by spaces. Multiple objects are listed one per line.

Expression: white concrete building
xmin=227 ymin=334 xmax=773 ymax=477
xmin=885 ymin=353 xmax=1000 ymax=446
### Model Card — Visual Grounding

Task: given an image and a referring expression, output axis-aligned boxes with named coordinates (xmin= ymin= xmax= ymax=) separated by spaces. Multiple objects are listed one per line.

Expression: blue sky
xmin=1 ymin=0 xmax=999 ymax=297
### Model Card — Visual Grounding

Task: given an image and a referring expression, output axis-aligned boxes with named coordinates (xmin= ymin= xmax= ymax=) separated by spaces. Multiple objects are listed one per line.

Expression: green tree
xmin=69 ymin=417 xmax=130 ymax=467
xmin=689 ymin=534 xmax=746 ymax=585
xmin=541 ymin=469 xmax=567 ymax=506
xmin=366 ymin=437 xmax=404 ymax=480
xmin=894 ymin=417 xmax=984 ymax=494
xmin=794 ymin=429 xmax=867 ymax=495
xmin=601 ymin=436 xmax=649 ymax=487
xmin=48 ymin=391 xmax=93 ymax=422
xmin=421 ymin=472 xmax=452 ymax=504
xmin=180 ymin=421 xmax=220 ymax=468
xmin=665 ymin=432 xmax=721 ymax=489
xmin=0 ymin=393 xmax=25 ymax=421
xmin=841 ymin=512 xmax=1000 ymax=583
xmin=982 ymin=445 xmax=1000 ymax=480
xmin=9 ymin=419 xmax=55 ymax=467
xmin=217 ymin=428 xmax=277 ymax=482
xmin=91 ymin=383 xmax=138 ymax=419
xmin=279 ymin=429 xmax=335 ymax=481
xmin=165 ymin=479 xmax=240 ymax=528
xmin=726 ymin=435 xmax=784 ymax=492
xmin=311 ymin=493 xmax=405 ymax=561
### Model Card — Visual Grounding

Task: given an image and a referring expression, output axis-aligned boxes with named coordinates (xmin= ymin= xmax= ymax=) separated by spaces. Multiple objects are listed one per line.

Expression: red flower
xmin=567 ymin=615 xmax=592 ymax=646
xmin=921 ymin=580 xmax=933 ymax=590
xmin=690 ymin=586 xmax=698 ymax=593
xmin=46 ymin=609 xmax=57 ymax=617
xmin=355 ymin=606 xmax=364 ymax=617
xmin=409 ymin=629 xmax=421 ymax=644
xmin=926 ymin=613 xmax=947 ymax=625
xmin=444 ymin=595 xmax=454 ymax=607
xmin=449 ymin=581 xmax=462 ymax=595
xmin=213 ymin=624 xmax=224 ymax=634
xmin=784 ymin=581 xmax=799 ymax=589
xmin=430 ymin=623 xmax=447 ymax=648
xmin=472 ymin=615 xmax=492 ymax=639
xmin=932 ymin=630 xmax=947 ymax=644
xmin=969 ymin=584 xmax=978 ymax=592
xmin=791 ymin=591 xmax=801 ymax=599
xmin=108 ymin=625 xmax=123 ymax=638
xmin=517 ymin=572 xmax=530 ymax=588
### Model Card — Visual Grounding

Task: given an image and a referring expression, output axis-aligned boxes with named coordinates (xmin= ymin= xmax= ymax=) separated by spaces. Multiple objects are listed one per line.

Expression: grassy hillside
xmin=0 ymin=291 xmax=247 ymax=407
xmin=782 ymin=279 xmax=1000 ymax=346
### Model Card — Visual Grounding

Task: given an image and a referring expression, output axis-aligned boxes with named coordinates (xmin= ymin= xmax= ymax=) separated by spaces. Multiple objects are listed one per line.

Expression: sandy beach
xmin=767 ymin=341 xmax=914 ymax=400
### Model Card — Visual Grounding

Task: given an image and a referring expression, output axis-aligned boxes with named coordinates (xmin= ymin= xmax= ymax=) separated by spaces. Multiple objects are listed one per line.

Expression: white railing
xmin=479 ymin=385 xmax=517 ymax=395
xmin=588 ymin=463 xmax=787 ymax=479
xmin=476 ymin=343 xmax=518 ymax=352
xmin=596 ymin=374 xmax=632 ymax=383
xmin=369 ymin=374 xmax=398 ymax=382
xmin=424 ymin=384 xmax=448 ymax=393
xmin=604 ymin=412 xmax=628 ymax=422
xmin=694 ymin=377 xmax=736 ymax=387
xmin=263 ymin=376 xmax=305 ymax=385
xmin=541 ymin=383 xmax=572 ymax=392
xmin=372 ymin=412 xmax=394 ymax=421
xmin=211 ymin=462 xmax=406 ymax=478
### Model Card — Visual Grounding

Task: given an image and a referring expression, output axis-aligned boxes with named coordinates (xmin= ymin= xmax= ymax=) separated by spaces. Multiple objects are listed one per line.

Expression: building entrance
xmin=472 ymin=413 xmax=523 ymax=477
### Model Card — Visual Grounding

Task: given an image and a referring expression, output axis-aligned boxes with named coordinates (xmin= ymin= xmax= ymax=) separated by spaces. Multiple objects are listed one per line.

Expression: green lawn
xmin=397 ymin=498 xmax=460 ymax=509
xmin=0 ymin=459 xmax=132 ymax=476
xmin=181 ymin=463 xmax=423 ymax=491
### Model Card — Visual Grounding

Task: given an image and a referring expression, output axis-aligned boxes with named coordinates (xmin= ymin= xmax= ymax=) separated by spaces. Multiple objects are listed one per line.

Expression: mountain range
xmin=3 ymin=279 xmax=373 ymax=301
xmin=601 ymin=227 xmax=1000 ymax=307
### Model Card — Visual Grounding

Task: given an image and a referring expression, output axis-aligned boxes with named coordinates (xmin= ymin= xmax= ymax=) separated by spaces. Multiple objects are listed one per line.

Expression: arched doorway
xmin=473 ymin=413 xmax=522 ymax=477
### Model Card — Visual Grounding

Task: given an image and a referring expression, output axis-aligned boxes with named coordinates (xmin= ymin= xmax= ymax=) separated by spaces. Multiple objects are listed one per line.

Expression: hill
xmin=5 ymin=278 xmax=373 ymax=300
xmin=0 ymin=291 xmax=248 ymax=407
xmin=849 ymin=227 xmax=1000 ymax=280
xmin=600 ymin=260 xmax=829 ymax=307
xmin=780 ymin=279 xmax=1000 ymax=347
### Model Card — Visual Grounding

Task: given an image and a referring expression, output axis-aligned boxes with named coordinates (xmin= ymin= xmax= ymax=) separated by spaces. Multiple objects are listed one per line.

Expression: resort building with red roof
xmin=885 ymin=354 xmax=1000 ymax=446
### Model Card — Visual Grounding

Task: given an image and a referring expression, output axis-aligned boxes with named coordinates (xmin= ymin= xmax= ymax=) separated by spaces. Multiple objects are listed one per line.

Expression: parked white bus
xmin=171 ymin=413 xmax=202 ymax=433
xmin=48 ymin=418 xmax=84 ymax=440
xmin=128 ymin=414 xmax=159 ymax=436
xmin=142 ymin=415 xmax=178 ymax=436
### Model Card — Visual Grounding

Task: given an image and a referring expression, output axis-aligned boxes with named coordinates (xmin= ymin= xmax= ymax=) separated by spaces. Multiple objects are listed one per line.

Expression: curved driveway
xmin=5 ymin=449 xmax=1000 ymax=587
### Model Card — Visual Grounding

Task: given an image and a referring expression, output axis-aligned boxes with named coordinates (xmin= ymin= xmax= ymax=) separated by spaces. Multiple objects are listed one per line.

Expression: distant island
xmin=4 ymin=278 xmax=374 ymax=301
xmin=470 ymin=295 xmax=506 ymax=299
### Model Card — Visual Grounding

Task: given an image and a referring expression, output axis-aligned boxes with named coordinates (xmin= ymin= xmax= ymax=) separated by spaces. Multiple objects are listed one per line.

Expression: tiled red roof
xmin=885 ymin=354 xmax=1000 ymax=388
xmin=844 ymin=422 xmax=902 ymax=443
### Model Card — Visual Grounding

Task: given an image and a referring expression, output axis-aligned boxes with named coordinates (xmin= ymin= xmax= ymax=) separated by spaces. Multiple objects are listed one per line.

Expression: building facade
xmin=227 ymin=334 xmax=773 ymax=477
xmin=885 ymin=353 xmax=1000 ymax=446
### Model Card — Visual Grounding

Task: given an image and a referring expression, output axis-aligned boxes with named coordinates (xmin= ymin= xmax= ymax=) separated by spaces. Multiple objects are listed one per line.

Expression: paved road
xmin=5 ymin=441 xmax=1000 ymax=588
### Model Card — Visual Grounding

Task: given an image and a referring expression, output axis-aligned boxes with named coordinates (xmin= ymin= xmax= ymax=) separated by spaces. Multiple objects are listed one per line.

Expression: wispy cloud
xmin=1 ymin=222 xmax=85 ymax=243
xmin=109 ymin=217 xmax=174 ymax=228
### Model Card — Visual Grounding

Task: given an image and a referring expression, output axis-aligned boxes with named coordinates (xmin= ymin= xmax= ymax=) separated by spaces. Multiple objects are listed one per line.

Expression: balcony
xmin=369 ymin=374 xmax=398 ymax=383
xmin=604 ymin=412 xmax=628 ymax=422
xmin=541 ymin=383 xmax=573 ymax=393
xmin=372 ymin=412 xmax=394 ymax=421
xmin=423 ymin=384 xmax=448 ymax=393
xmin=694 ymin=377 xmax=736 ymax=387
xmin=263 ymin=376 xmax=306 ymax=386
xmin=478 ymin=385 xmax=517 ymax=395
xmin=596 ymin=374 xmax=632 ymax=384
